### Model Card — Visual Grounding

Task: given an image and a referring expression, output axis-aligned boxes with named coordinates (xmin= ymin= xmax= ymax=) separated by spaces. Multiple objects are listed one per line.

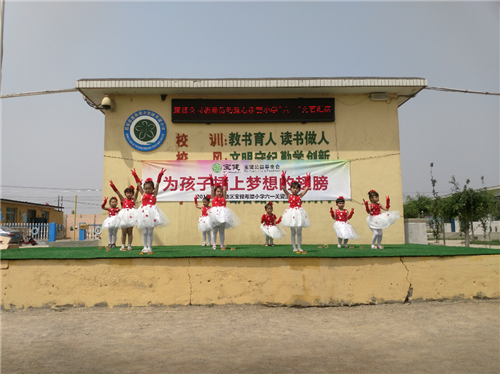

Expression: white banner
xmin=142 ymin=160 xmax=350 ymax=202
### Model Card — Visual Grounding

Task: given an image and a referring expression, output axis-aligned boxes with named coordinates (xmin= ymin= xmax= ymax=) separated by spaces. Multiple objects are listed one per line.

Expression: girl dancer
xmin=110 ymin=180 xmax=139 ymax=251
xmin=280 ymin=171 xmax=311 ymax=253
xmin=101 ymin=196 xmax=120 ymax=248
xmin=132 ymin=168 xmax=169 ymax=254
xmin=330 ymin=196 xmax=359 ymax=248
xmin=260 ymin=202 xmax=284 ymax=246
xmin=195 ymin=195 xmax=212 ymax=247
xmin=363 ymin=190 xmax=400 ymax=249
xmin=207 ymin=174 xmax=240 ymax=250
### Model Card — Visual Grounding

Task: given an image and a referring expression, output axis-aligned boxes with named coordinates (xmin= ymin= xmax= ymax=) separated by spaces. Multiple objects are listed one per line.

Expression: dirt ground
xmin=2 ymin=300 xmax=499 ymax=374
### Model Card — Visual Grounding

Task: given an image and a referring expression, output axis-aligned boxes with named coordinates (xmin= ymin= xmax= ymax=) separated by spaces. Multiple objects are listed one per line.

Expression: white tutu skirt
xmin=281 ymin=207 xmax=311 ymax=228
xmin=103 ymin=215 xmax=120 ymax=229
xmin=260 ymin=224 xmax=286 ymax=240
xmin=208 ymin=207 xmax=241 ymax=229
xmin=198 ymin=216 xmax=213 ymax=233
xmin=118 ymin=208 xmax=137 ymax=228
xmin=367 ymin=211 xmax=400 ymax=230
xmin=334 ymin=221 xmax=360 ymax=240
xmin=136 ymin=205 xmax=169 ymax=229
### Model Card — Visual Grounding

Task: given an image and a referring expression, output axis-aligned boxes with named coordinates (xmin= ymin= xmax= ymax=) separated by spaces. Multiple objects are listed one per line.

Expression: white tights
xmin=212 ymin=226 xmax=226 ymax=247
xmin=338 ymin=237 xmax=349 ymax=246
xmin=371 ymin=229 xmax=383 ymax=246
xmin=142 ymin=227 xmax=154 ymax=248
xmin=202 ymin=231 xmax=212 ymax=245
xmin=290 ymin=227 xmax=303 ymax=249
xmin=108 ymin=228 xmax=118 ymax=245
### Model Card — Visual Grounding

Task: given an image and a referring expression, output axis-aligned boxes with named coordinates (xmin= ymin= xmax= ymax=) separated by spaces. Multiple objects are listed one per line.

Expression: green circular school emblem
xmin=212 ymin=163 xmax=222 ymax=173
xmin=133 ymin=119 xmax=157 ymax=142
xmin=124 ymin=110 xmax=166 ymax=152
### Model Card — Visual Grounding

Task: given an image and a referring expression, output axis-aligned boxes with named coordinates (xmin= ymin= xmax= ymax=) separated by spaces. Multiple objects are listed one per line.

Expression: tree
xmin=477 ymin=177 xmax=499 ymax=240
xmin=448 ymin=176 xmax=498 ymax=247
xmin=429 ymin=163 xmax=442 ymax=243
xmin=403 ymin=193 xmax=432 ymax=218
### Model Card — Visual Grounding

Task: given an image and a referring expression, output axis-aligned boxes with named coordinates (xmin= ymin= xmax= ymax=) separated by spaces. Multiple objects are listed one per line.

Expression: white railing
xmin=86 ymin=224 xmax=102 ymax=240
xmin=2 ymin=222 xmax=54 ymax=241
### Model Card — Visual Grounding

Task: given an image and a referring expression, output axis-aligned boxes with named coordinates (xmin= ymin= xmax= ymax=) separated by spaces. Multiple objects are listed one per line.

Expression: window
xmin=6 ymin=208 xmax=16 ymax=223
xmin=27 ymin=210 xmax=36 ymax=223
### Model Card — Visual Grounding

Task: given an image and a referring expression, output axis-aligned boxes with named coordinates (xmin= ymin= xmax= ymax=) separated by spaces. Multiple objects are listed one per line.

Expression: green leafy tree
xmin=448 ymin=176 xmax=498 ymax=247
xmin=403 ymin=194 xmax=432 ymax=218
xmin=476 ymin=177 xmax=499 ymax=240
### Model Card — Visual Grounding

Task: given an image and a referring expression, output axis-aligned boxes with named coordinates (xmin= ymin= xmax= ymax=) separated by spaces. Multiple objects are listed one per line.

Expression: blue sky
xmin=1 ymin=1 xmax=498 ymax=213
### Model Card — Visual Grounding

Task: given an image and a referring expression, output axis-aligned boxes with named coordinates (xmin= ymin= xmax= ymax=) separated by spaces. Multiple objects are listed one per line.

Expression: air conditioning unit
xmin=370 ymin=93 xmax=389 ymax=101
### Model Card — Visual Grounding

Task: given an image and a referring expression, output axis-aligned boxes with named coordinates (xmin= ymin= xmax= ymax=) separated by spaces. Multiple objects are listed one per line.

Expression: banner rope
xmin=104 ymin=152 xmax=401 ymax=164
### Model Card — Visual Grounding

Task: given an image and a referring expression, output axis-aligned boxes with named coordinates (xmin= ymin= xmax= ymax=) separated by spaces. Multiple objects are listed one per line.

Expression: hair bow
xmin=268 ymin=202 xmax=273 ymax=206
xmin=145 ymin=178 xmax=153 ymax=183
xmin=129 ymin=185 xmax=135 ymax=191
xmin=338 ymin=196 xmax=344 ymax=200
xmin=369 ymin=189 xmax=377 ymax=193
xmin=206 ymin=194 xmax=211 ymax=199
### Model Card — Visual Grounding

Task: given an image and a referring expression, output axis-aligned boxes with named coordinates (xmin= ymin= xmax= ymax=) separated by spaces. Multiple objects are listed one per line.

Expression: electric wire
xmin=425 ymin=86 xmax=500 ymax=96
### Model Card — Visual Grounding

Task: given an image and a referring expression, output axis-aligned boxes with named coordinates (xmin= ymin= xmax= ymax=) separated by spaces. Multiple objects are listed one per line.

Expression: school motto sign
xmin=141 ymin=160 xmax=351 ymax=202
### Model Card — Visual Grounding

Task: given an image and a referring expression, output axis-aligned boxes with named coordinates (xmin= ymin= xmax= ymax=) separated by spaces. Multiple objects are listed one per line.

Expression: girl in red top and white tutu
xmin=110 ymin=180 xmax=139 ymax=251
xmin=207 ymin=174 xmax=241 ymax=250
xmin=260 ymin=202 xmax=284 ymax=246
xmin=280 ymin=171 xmax=311 ymax=253
xmin=101 ymin=196 xmax=120 ymax=248
xmin=132 ymin=168 xmax=169 ymax=254
xmin=330 ymin=196 xmax=359 ymax=248
xmin=195 ymin=195 xmax=212 ymax=247
xmin=363 ymin=190 xmax=400 ymax=249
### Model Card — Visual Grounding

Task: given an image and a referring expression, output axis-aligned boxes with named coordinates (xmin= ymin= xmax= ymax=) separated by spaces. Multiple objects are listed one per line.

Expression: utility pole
xmin=72 ymin=196 xmax=77 ymax=241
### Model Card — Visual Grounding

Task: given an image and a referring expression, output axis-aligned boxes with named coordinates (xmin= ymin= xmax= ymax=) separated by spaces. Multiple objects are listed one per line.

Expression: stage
xmin=1 ymin=244 xmax=499 ymax=309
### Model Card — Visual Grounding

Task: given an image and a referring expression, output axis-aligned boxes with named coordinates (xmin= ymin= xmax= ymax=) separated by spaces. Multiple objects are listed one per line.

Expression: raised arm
xmin=194 ymin=196 xmax=202 ymax=210
xmin=347 ymin=208 xmax=354 ymax=220
xmin=299 ymin=173 xmax=311 ymax=198
xmin=101 ymin=197 xmax=109 ymax=212
xmin=380 ymin=196 xmax=390 ymax=212
xmin=154 ymin=168 xmax=166 ymax=197
xmin=330 ymin=207 xmax=336 ymax=220
xmin=363 ymin=199 xmax=370 ymax=214
xmin=222 ymin=174 xmax=228 ymax=199
xmin=209 ymin=174 xmax=215 ymax=197
xmin=131 ymin=169 xmax=144 ymax=195
xmin=133 ymin=185 xmax=140 ymax=201
xmin=280 ymin=171 xmax=290 ymax=198
xmin=109 ymin=180 xmax=125 ymax=202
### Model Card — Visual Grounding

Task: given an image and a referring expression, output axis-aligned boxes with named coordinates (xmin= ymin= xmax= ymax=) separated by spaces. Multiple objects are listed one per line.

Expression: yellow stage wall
xmin=101 ymin=93 xmax=404 ymax=247
xmin=1 ymin=255 xmax=498 ymax=309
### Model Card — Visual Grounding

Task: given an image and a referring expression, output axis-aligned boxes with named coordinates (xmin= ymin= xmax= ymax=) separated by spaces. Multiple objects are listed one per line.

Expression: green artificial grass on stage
xmin=1 ymin=243 xmax=500 ymax=260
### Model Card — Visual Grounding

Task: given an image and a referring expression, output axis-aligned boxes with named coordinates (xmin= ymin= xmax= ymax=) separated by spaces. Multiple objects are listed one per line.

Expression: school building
xmin=0 ymin=198 xmax=64 ymax=225
xmin=76 ymin=77 xmax=427 ymax=247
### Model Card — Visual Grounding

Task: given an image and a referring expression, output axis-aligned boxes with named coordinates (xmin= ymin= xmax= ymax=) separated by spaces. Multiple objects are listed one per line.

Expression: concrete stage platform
xmin=1 ymin=248 xmax=498 ymax=309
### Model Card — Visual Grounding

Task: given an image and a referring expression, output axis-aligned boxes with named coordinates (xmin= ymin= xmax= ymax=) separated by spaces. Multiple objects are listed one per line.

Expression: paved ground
xmin=2 ymin=300 xmax=499 ymax=374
